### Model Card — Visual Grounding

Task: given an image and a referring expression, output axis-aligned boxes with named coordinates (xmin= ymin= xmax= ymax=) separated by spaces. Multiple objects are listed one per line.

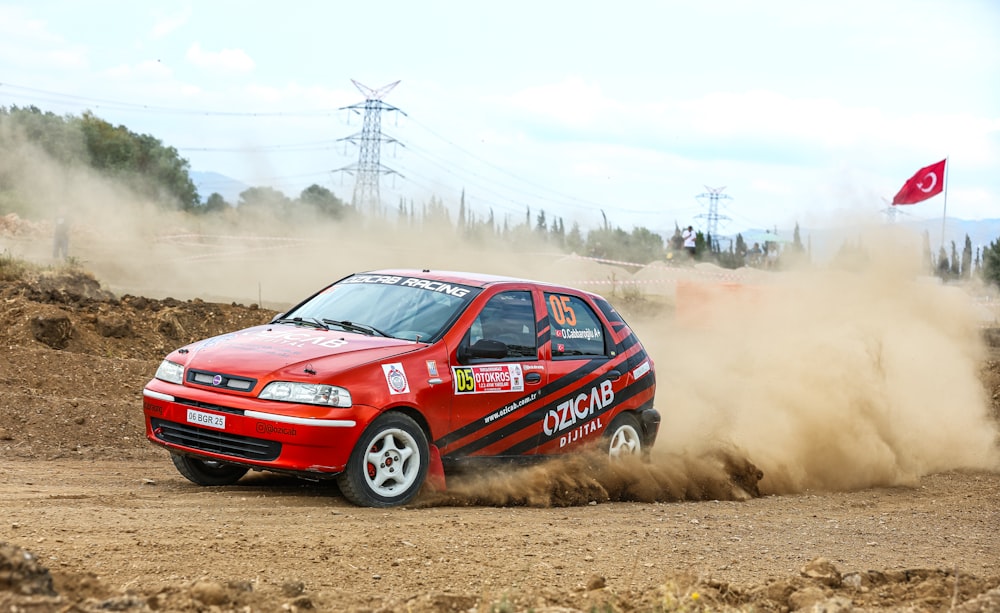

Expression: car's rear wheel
xmin=170 ymin=453 xmax=249 ymax=485
xmin=605 ymin=412 xmax=643 ymax=458
xmin=337 ymin=412 xmax=428 ymax=507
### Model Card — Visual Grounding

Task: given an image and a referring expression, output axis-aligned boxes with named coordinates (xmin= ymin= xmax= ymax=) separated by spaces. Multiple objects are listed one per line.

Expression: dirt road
xmin=1 ymin=266 xmax=999 ymax=611
xmin=1 ymin=458 xmax=998 ymax=612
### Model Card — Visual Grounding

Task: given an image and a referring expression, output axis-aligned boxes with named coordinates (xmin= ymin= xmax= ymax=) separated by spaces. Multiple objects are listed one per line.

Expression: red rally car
xmin=142 ymin=269 xmax=659 ymax=507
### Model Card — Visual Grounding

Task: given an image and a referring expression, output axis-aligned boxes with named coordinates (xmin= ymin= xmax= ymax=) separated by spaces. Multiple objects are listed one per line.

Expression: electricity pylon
xmin=338 ymin=80 xmax=405 ymax=214
xmin=695 ymin=186 xmax=732 ymax=250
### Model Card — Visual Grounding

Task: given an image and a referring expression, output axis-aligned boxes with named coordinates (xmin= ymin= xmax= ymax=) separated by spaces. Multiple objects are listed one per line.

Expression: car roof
xmin=360 ymin=268 xmax=598 ymax=296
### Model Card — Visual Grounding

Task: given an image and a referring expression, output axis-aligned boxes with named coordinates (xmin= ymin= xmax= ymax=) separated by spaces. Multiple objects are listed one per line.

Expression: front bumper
xmin=142 ymin=383 xmax=378 ymax=475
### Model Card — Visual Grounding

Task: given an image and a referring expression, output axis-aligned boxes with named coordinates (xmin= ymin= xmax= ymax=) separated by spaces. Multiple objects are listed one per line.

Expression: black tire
xmin=170 ymin=453 xmax=249 ymax=486
xmin=337 ymin=412 xmax=429 ymax=507
xmin=604 ymin=412 xmax=643 ymax=458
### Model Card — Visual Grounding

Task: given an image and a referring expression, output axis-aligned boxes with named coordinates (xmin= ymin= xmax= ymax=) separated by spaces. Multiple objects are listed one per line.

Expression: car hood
xmin=176 ymin=324 xmax=422 ymax=378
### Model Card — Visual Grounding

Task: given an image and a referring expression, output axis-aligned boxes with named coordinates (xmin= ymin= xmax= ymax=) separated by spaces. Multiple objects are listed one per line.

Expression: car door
xmin=438 ymin=288 xmax=548 ymax=461
xmin=536 ymin=290 xmax=621 ymax=453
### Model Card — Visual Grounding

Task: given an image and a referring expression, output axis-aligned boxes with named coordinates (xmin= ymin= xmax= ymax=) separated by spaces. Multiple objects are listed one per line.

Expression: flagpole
xmin=939 ymin=155 xmax=950 ymax=250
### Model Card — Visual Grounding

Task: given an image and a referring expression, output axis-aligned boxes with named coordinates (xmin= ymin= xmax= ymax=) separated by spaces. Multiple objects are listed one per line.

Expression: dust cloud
xmin=638 ymin=229 xmax=1000 ymax=495
xmin=417 ymin=447 xmax=762 ymax=507
xmin=3 ymin=142 xmax=999 ymax=504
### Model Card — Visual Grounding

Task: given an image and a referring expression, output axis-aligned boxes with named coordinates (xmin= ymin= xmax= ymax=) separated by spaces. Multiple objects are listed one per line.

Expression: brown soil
xmin=1 ymin=268 xmax=999 ymax=612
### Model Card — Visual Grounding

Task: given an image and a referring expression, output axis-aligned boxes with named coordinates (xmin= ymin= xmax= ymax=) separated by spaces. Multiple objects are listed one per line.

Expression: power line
xmin=0 ymin=82 xmax=335 ymax=117
xmin=695 ymin=186 xmax=732 ymax=249
xmin=336 ymin=80 xmax=404 ymax=213
xmin=2 ymin=81 xmax=703 ymax=229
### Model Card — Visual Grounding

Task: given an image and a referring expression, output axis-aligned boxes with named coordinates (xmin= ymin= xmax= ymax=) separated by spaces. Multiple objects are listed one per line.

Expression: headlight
xmin=155 ymin=360 xmax=185 ymax=384
xmin=258 ymin=382 xmax=352 ymax=407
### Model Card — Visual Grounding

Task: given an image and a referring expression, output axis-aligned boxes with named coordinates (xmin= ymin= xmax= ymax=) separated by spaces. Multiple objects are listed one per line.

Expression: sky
xmin=0 ymin=0 xmax=998 ymax=238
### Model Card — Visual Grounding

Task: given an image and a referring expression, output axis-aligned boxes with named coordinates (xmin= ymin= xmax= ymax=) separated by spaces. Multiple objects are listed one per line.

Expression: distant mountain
xmin=190 ymin=171 xmax=250 ymax=205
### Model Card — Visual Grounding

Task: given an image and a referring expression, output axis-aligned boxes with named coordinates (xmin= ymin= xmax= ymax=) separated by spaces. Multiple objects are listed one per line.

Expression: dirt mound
xmin=0 ymin=267 xmax=274 ymax=360
xmin=0 ymin=268 xmax=273 ymax=461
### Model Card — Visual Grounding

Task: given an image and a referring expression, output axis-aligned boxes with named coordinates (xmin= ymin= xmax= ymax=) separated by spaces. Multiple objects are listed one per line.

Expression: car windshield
xmin=283 ymin=274 xmax=478 ymax=342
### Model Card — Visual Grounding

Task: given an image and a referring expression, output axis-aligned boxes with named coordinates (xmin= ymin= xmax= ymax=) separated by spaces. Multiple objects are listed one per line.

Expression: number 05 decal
xmin=548 ymin=295 xmax=577 ymax=326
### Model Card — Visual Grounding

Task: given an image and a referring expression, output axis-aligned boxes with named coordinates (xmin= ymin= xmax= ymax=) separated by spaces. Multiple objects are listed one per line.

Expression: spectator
xmin=53 ymin=212 xmax=70 ymax=260
xmin=682 ymin=226 xmax=696 ymax=258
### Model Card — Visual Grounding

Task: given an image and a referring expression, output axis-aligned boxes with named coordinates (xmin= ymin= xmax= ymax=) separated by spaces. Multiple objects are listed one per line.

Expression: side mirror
xmin=469 ymin=339 xmax=508 ymax=360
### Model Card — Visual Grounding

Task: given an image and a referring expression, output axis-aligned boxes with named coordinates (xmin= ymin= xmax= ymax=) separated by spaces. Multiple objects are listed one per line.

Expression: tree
xmin=299 ymin=184 xmax=348 ymax=219
xmin=792 ymin=222 xmax=806 ymax=254
xmin=937 ymin=245 xmax=950 ymax=279
xmin=238 ymin=186 xmax=290 ymax=211
xmin=962 ymin=234 xmax=973 ymax=279
xmin=535 ymin=209 xmax=547 ymax=234
xmin=1 ymin=106 xmax=198 ymax=209
xmin=201 ymin=193 xmax=229 ymax=213
xmin=566 ymin=222 xmax=584 ymax=254
xmin=981 ymin=238 xmax=1000 ymax=288
xmin=78 ymin=112 xmax=198 ymax=209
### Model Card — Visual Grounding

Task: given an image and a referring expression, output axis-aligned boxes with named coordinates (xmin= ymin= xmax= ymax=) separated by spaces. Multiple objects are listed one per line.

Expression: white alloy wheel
xmin=606 ymin=413 xmax=642 ymax=458
xmin=364 ymin=427 xmax=422 ymax=496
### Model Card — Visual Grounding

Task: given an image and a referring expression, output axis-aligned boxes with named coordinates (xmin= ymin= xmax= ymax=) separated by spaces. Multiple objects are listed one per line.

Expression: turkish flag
xmin=892 ymin=159 xmax=946 ymax=205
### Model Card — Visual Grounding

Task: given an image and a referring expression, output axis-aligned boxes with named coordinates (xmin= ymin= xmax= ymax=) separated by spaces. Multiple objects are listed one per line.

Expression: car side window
xmin=467 ymin=291 xmax=537 ymax=360
xmin=545 ymin=293 xmax=607 ymax=358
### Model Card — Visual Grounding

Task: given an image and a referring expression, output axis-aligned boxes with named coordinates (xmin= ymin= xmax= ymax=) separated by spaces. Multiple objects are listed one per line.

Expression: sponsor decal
xmin=197 ymin=333 xmax=236 ymax=351
xmin=542 ymin=380 xmax=615 ymax=436
xmin=142 ymin=400 xmax=164 ymax=415
xmin=522 ymin=363 xmax=545 ymax=371
xmin=383 ymin=363 xmax=410 ymax=394
xmin=341 ymin=274 xmax=471 ymax=298
xmin=554 ymin=327 xmax=602 ymax=340
xmin=453 ymin=364 xmax=524 ymax=394
xmin=426 ymin=360 xmax=439 ymax=377
xmin=483 ymin=391 xmax=540 ymax=424
xmin=633 ymin=360 xmax=651 ymax=380
xmin=256 ymin=422 xmax=297 ymax=436
xmin=342 ymin=274 xmax=404 ymax=285
xmin=400 ymin=277 xmax=470 ymax=298
xmin=251 ymin=329 xmax=348 ymax=349
xmin=559 ymin=417 xmax=604 ymax=448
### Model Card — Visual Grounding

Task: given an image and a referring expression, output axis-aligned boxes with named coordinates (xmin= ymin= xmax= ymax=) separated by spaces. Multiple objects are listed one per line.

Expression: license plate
xmin=187 ymin=408 xmax=226 ymax=430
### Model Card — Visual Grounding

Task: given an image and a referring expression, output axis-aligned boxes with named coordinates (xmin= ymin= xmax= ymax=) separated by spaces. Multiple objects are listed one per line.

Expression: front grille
xmin=186 ymin=369 xmax=257 ymax=392
xmin=151 ymin=418 xmax=281 ymax=461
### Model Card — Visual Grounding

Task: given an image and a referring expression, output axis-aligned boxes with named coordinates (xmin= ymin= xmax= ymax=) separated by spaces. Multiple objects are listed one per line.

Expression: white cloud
xmin=0 ymin=6 xmax=59 ymax=43
xmin=103 ymin=59 xmax=173 ymax=80
xmin=43 ymin=49 xmax=88 ymax=71
xmin=149 ymin=6 xmax=192 ymax=40
xmin=185 ymin=42 xmax=255 ymax=74
xmin=505 ymin=77 xmax=616 ymax=126
xmin=0 ymin=7 xmax=87 ymax=71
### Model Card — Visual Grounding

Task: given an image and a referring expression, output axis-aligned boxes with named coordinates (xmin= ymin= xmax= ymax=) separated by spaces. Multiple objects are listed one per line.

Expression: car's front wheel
xmin=170 ymin=453 xmax=249 ymax=485
xmin=605 ymin=412 xmax=643 ymax=458
xmin=337 ymin=412 xmax=429 ymax=507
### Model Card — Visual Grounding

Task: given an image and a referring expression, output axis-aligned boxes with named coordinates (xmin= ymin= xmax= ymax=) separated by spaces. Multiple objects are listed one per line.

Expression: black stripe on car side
xmin=435 ymin=307 xmax=651 ymax=454
xmin=434 ymin=356 xmax=613 ymax=450
xmin=498 ymin=368 xmax=656 ymax=456
xmin=441 ymin=352 xmax=639 ymax=457
xmin=465 ymin=345 xmax=655 ymax=457
xmin=536 ymin=314 xmax=550 ymax=342
xmin=435 ymin=336 xmax=648 ymax=453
